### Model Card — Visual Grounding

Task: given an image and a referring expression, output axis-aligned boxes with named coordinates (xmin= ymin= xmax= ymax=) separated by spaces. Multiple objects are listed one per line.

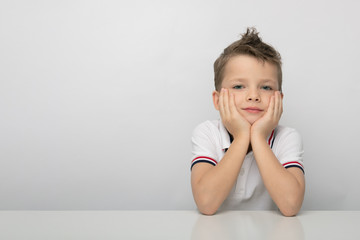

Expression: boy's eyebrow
xmin=260 ymin=79 xmax=277 ymax=84
xmin=230 ymin=78 xmax=276 ymax=83
xmin=229 ymin=78 xmax=247 ymax=82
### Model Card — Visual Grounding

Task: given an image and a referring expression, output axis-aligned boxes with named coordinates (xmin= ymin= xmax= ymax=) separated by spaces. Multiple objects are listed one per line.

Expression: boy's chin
xmin=246 ymin=117 xmax=259 ymax=125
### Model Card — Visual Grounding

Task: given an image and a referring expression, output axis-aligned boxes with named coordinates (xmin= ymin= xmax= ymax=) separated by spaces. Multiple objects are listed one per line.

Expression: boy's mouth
xmin=243 ymin=107 xmax=263 ymax=113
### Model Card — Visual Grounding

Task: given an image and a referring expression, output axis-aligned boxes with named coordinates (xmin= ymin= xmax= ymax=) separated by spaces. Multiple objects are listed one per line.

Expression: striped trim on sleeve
xmin=283 ymin=161 xmax=304 ymax=174
xmin=191 ymin=156 xmax=218 ymax=170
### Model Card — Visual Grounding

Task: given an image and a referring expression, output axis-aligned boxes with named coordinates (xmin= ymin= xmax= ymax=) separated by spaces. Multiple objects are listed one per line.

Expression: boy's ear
xmin=212 ymin=90 xmax=220 ymax=111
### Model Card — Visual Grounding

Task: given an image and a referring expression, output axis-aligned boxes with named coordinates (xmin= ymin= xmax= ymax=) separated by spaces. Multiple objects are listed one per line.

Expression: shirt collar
xmin=219 ymin=120 xmax=276 ymax=151
xmin=219 ymin=120 xmax=231 ymax=151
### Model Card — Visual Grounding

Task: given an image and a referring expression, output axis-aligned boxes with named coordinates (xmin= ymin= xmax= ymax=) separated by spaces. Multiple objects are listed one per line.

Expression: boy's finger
xmin=274 ymin=91 xmax=282 ymax=118
xmin=222 ymin=88 xmax=230 ymax=117
xmin=219 ymin=88 xmax=228 ymax=118
xmin=279 ymin=92 xmax=283 ymax=115
xmin=218 ymin=88 xmax=225 ymax=116
xmin=267 ymin=95 xmax=275 ymax=117
xmin=229 ymin=92 xmax=237 ymax=115
xmin=273 ymin=91 xmax=279 ymax=117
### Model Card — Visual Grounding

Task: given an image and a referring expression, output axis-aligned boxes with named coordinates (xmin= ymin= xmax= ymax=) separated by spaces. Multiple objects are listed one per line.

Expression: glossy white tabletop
xmin=0 ymin=210 xmax=359 ymax=239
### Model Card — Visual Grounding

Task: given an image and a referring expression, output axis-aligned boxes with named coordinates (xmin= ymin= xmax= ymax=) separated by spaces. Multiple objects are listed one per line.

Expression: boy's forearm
xmin=193 ymin=136 xmax=249 ymax=215
xmin=251 ymin=134 xmax=305 ymax=216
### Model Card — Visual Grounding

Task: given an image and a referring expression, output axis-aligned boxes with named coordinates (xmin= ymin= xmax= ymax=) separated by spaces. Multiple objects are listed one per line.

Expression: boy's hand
xmin=219 ymin=88 xmax=251 ymax=140
xmin=251 ymin=91 xmax=283 ymax=139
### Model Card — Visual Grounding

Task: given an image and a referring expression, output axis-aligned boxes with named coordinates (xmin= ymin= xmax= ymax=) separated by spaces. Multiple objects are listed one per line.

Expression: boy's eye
xmin=261 ymin=86 xmax=273 ymax=90
xmin=233 ymin=85 xmax=244 ymax=89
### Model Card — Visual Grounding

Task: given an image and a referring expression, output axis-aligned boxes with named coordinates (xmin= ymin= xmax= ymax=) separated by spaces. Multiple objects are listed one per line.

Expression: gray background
xmin=1 ymin=0 xmax=359 ymax=210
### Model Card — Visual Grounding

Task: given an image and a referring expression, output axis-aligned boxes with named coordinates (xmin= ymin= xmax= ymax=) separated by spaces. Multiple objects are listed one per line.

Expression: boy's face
xmin=213 ymin=55 xmax=282 ymax=125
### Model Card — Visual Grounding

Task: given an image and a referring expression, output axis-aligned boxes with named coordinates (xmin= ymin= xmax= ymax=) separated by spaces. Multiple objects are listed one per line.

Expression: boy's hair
xmin=214 ymin=27 xmax=282 ymax=91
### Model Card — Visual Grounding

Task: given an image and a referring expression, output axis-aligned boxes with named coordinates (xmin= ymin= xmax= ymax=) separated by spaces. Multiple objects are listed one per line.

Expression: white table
xmin=0 ymin=210 xmax=359 ymax=239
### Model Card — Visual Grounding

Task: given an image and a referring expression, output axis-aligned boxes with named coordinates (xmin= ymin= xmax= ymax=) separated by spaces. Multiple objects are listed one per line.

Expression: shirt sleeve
xmin=276 ymin=128 xmax=305 ymax=174
xmin=191 ymin=122 xmax=219 ymax=170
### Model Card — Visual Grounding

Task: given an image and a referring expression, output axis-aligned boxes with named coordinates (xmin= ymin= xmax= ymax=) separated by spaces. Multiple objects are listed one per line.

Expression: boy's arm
xmin=251 ymin=91 xmax=305 ymax=216
xmin=191 ymin=137 xmax=249 ymax=215
xmin=191 ymin=89 xmax=250 ymax=215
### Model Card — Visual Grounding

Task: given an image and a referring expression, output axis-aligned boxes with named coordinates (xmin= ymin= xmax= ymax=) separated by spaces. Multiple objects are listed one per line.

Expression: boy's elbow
xmin=278 ymin=192 xmax=304 ymax=217
xmin=279 ymin=199 xmax=302 ymax=217
xmin=280 ymin=207 xmax=299 ymax=217
xmin=198 ymin=206 xmax=218 ymax=216
xmin=196 ymin=196 xmax=219 ymax=215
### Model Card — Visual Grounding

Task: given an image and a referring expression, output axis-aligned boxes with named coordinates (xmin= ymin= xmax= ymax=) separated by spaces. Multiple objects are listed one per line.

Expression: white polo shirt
xmin=191 ymin=120 xmax=304 ymax=211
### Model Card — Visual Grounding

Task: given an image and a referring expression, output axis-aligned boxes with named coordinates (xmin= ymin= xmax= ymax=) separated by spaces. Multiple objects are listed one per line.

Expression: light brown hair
xmin=214 ymin=27 xmax=282 ymax=91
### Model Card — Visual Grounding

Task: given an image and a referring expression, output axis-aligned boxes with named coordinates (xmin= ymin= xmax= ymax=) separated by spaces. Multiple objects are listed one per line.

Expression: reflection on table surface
xmin=192 ymin=211 xmax=303 ymax=240
xmin=0 ymin=210 xmax=359 ymax=239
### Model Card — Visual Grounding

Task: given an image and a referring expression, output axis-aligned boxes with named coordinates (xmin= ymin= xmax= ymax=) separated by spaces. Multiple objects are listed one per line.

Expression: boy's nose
xmin=247 ymin=92 xmax=261 ymax=102
xmin=247 ymin=96 xmax=260 ymax=102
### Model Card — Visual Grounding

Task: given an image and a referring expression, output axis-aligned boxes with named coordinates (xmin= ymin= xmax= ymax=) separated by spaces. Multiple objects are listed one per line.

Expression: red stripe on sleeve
xmin=282 ymin=161 xmax=304 ymax=168
xmin=192 ymin=156 xmax=218 ymax=165
xmin=268 ymin=130 xmax=275 ymax=145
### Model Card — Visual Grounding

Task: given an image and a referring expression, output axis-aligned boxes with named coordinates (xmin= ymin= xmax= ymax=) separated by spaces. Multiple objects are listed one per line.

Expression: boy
xmin=190 ymin=28 xmax=305 ymax=216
